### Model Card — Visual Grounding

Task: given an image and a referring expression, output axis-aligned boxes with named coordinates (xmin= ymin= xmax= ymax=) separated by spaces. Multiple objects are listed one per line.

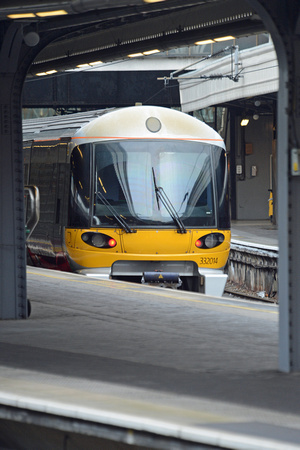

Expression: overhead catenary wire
xmin=158 ymin=46 xmax=241 ymax=86
xmin=176 ymin=63 xmax=278 ymax=90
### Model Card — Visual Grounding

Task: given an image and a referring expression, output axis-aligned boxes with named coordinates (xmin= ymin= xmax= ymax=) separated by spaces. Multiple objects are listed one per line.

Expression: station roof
xmin=179 ymin=41 xmax=278 ymax=113
xmin=0 ymin=0 xmax=266 ymax=77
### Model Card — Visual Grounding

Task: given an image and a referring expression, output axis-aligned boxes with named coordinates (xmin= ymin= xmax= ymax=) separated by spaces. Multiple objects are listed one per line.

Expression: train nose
xmin=121 ymin=229 xmax=192 ymax=255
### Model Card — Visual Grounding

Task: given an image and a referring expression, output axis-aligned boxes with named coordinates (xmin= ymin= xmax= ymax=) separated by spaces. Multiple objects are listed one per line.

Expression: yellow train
xmin=23 ymin=105 xmax=230 ymax=295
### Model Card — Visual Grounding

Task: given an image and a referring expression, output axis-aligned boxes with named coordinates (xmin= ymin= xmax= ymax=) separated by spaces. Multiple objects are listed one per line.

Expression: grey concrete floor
xmin=0 ymin=268 xmax=299 ymax=448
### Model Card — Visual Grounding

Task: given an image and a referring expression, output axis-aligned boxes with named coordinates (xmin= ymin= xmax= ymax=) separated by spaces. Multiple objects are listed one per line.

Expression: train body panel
xmin=64 ymin=228 xmax=230 ymax=270
xmin=23 ymin=105 xmax=230 ymax=295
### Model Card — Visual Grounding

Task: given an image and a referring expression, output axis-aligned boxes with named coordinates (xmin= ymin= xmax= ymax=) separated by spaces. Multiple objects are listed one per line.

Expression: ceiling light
xmin=128 ymin=53 xmax=144 ymax=58
xmin=195 ymin=39 xmax=214 ymax=45
xmin=240 ymin=119 xmax=249 ymax=126
xmin=76 ymin=61 xmax=103 ymax=68
xmin=143 ymin=49 xmax=160 ymax=55
xmin=36 ymin=70 xmax=57 ymax=76
xmin=143 ymin=0 xmax=166 ymax=3
xmin=7 ymin=13 xmax=36 ymax=19
xmin=195 ymin=36 xmax=235 ymax=45
xmin=36 ymin=10 xmax=68 ymax=17
xmin=214 ymin=36 xmax=235 ymax=42
xmin=89 ymin=61 xmax=103 ymax=66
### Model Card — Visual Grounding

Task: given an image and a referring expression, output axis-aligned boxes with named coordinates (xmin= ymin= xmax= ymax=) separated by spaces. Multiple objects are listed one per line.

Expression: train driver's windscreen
xmin=92 ymin=139 xmax=227 ymax=228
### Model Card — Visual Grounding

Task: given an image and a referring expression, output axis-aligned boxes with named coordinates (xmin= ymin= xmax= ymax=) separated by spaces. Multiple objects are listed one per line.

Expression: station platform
xmin=0 ymin=262 xmax=299 ymax=449
xmin=231 ymin=220 xmax=278 ymax=249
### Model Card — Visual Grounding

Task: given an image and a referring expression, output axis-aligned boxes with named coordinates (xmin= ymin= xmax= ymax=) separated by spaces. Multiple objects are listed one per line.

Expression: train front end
xmin=65 ymin=106 xmax=230 ymax=296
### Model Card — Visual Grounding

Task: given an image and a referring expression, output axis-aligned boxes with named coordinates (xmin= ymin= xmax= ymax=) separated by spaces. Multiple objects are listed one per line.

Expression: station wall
xmin=235 ymin=115 xmax=274 ymax=220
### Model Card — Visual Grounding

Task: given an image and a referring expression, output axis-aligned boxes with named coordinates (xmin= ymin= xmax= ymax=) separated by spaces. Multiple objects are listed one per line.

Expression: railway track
xmin=224 ymin=281 xmax=278 ymax=304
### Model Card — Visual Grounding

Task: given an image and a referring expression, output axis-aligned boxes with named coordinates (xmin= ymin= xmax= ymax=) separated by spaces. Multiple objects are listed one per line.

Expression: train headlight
xmin=81 ymin=232 xmax=117 ymax=248
xmin=195 ymin=233 xmax=224 ymax=249
xmin=204 ymin=234 xmax=219 ymax=248
xmin=91 ymin=234 xmax=106 ymax=248
xmin=81 ymin=233 xmax=89 ymax=242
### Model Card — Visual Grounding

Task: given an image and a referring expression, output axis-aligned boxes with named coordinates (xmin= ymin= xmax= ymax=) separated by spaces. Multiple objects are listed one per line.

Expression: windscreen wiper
xmin=96 ymin=191 xmax=135 ymax=233
xmin=152 ymin=167 xmax=161 ymax=210
xmin=152 ymin=168 xmax=187 ymax=234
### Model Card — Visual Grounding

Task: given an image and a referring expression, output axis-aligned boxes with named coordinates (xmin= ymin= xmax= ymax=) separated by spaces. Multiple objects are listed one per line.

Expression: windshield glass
xmin=93 ymin=140 xmax=223 ymax=228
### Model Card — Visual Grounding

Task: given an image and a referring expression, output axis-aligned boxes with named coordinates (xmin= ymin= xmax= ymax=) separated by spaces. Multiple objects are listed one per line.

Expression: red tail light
xmin=108 ymin=238 xmax=117 ymax=248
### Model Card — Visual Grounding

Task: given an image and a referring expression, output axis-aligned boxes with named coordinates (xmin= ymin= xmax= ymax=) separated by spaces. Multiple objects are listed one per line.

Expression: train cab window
xmin=93 ymin=147 xmax=129 ymax=226
xmin=92 ymin=140 xmax=219 ymax=229
xmin=69 ymin=145 xmax=91 ymax=227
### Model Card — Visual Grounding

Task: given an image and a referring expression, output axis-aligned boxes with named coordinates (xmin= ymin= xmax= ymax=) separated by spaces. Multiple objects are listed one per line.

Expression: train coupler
xmin=142 ymin=271 xmax=182 ymax=289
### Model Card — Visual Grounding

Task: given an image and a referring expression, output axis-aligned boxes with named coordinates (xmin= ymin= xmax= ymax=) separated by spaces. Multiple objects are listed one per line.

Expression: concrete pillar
xmin=0 ymin=23 xmax=28 ymax=319
xmin=248 ymin=0 xmax=300 ymax=371
xmin=0 ymin=17 xmax=61 ymax=319
xmin=282 ymin=33 xmax=300 ymax=371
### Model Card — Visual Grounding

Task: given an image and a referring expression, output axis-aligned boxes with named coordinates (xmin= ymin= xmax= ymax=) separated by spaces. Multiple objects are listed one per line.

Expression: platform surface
xmin=0 ymin=263 xmax=299 ymax=449
xmin=231 ymin=220 xmax=278 ymax=248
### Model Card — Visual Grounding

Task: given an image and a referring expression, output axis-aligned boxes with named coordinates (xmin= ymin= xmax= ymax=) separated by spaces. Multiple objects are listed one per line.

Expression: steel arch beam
xmin=246 ymin=0 xmax=300 ymax=372
xmin=0 ymin=23 xmax=28 ymax=319
xmin=0 ymin=21 xmax=69 ymax=319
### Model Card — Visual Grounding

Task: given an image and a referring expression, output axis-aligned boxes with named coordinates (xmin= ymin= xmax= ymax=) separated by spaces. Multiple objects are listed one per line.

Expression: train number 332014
xmin=199 ymin=257 xmax=218 ymax=265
